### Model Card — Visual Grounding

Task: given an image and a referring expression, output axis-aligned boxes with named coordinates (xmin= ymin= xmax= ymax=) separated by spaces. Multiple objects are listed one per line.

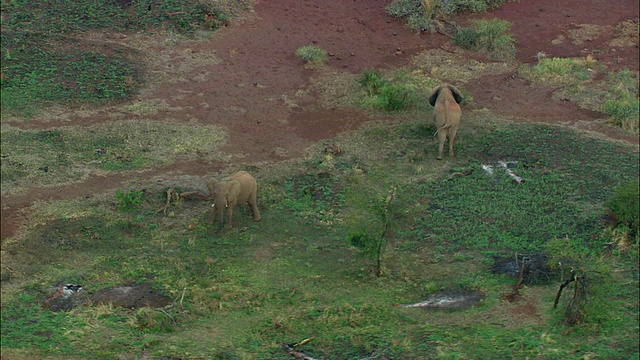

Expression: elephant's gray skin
xmin=208 ymin=171 xmax=261 ymax=230
xmin=428 ymin=84 xmax=463 ymax=160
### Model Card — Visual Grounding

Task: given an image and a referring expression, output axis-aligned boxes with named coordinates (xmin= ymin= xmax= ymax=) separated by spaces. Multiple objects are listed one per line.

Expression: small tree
xmin=345 ymin=175 xmax=396 ymax=277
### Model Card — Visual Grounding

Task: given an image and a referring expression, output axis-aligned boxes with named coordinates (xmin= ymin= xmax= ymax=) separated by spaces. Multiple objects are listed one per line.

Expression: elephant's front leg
xmin=225 ymin=202 xmax=236 ymax=229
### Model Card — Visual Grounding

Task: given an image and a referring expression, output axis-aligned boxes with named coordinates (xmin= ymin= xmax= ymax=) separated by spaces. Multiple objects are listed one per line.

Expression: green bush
xmin=454 ymin=18 xmax=516 ymax=60
xmin=605 ymin=179 xmax=639 ymax=234
xmin=295 ymin=45 xmax=328 ymax=64
xmin=115 ymin=189 xmax=145 ymax=213
xmin=357 ymin=69 xmax=417 ymax=111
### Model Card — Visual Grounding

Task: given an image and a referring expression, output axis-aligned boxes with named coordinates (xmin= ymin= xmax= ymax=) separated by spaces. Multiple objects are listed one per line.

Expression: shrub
xmin=453 ymin=18 xmax=516 ymax=60
xmin=295 ymin=45 xmax=328 ymax=65
xmin=357 ymin=68 xmax=417 ymax=111
xmin=115 ymin=189 xmax=145 ymax=213
xmin=605 ymin=179 xmax=639 ymax=235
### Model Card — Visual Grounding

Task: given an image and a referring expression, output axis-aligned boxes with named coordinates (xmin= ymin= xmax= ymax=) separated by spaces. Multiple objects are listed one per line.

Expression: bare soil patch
xmin=1 ymin=0 xmax=638 ymax=241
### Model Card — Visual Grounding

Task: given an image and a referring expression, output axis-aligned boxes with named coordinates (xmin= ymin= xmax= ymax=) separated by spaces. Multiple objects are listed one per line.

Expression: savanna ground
xmin=1 ymin=0 xmax=639 ymax=359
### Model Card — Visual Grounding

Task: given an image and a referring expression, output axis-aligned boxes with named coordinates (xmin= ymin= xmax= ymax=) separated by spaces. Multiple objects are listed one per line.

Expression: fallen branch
xmin=440 ymin=45 xmax=457 ymax=53
xmin=445 ymin=170 xmax=473 ymax=181
xmin=157 ymin=188 xmax=209 ymax=214
xmin=282 ymin=339 xmax=317 ymax=360
xmin=179 ymin=191 xmax=209 ymax=200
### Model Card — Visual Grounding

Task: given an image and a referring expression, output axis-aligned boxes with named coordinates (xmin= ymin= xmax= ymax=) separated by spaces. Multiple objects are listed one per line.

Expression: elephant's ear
xmin=207 ymin=178 xmax=219 ymax=198
xmin=447 ymin=85 xmax=463 ymax=104
xmin=428 ymin=86 xmax=442 ymax=107
xmin=228 ymin=180 xmax=241 ymax=197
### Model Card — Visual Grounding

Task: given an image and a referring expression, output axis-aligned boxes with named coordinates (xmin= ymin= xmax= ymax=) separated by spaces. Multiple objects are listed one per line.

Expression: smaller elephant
xmin=208 ymin=171 xmax=261 ymax=230
xmin=428 ymin=83 xmax=463 ymax=160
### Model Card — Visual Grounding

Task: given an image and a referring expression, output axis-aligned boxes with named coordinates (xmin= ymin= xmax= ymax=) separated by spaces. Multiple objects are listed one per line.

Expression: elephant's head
xmin=428 ymin=84 xmax=463 ymax=107
xmin=208 ymin=178 xmax=241 ymax=230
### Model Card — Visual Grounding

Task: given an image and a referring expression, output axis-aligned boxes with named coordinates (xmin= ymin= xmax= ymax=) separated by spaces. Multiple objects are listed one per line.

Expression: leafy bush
xmin=295 ymin=45 xmax=328 ymax=65
xmin=115 ymin=189 xmax=145 ymax=213
xmin=357 ymin=68 xmax=417 ymax=111
xmin=605 ymin=179 xmax=639 ymax=234
xmin=453 ymin=18 xmax=516 ymax=60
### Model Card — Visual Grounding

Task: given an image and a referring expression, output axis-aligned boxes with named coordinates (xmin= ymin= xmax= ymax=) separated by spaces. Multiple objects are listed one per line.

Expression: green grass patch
xmin=0 ymin=122 xmax=228 ymax=193
xmin=0 ymin=31 xmax=143 ymax=117
xmin=0 ymin=295 xmax=78 ymax=354
xmin=1 ymin=119 xmax=638 ymax=358
xmin=0 ymin=1 xmax=252 ymax=118
xmin=521 ymin=59 xmax=639 ymax=134
xmin=602 ymin=69 xmax=639 ymax=133
xmin=453 ymin=18 xmax=517 ymax=60
xmin=1 ymin=0 xmax=251 ymax=34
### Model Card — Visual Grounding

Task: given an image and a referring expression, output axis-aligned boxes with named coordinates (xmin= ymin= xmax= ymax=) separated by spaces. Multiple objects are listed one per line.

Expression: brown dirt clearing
xmin=1 ymin=0 xmax=638 ymax=243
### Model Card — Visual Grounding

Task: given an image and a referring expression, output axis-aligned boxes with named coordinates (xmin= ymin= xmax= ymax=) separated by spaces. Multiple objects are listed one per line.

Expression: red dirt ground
xmin=1 ymin=0 xmax=638 ymax=241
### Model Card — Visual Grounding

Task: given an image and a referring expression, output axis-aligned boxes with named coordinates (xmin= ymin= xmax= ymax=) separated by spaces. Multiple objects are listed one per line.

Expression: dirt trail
xmin=1 ymin=0 xmax=638 ymax=241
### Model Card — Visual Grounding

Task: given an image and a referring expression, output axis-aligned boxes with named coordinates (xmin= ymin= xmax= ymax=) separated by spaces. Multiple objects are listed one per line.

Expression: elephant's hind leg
xmin=448 ymin=126 xmax=459 ymax=157
xmin=249 ymin=192 xmax=261 ymax=221
xmin=436 ymin=127 xmax=447 ymax=160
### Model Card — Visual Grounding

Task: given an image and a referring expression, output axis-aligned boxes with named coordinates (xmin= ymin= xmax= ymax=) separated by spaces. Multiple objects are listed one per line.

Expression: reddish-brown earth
xmin=1 ymin=0 xmax=638 ymax=241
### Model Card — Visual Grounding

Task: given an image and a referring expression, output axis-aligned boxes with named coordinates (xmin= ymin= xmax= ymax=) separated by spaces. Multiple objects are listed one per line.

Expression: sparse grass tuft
xmin=605 ymin=179 xmax=639 ymax=235
xmin=295 ymin=45 xmax=328 ymax=66
xmin=602 ymin=69 xmax=639 ymax=133
xmin=453 ymin=18 xmax=517 ymax=60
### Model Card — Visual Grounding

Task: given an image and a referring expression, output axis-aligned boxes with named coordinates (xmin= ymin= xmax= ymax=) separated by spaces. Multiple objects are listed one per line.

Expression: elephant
xmin=428 ymin=83 xmax=463 ymax=160
xmin=207 ymin=171 xmax=261 ymax=230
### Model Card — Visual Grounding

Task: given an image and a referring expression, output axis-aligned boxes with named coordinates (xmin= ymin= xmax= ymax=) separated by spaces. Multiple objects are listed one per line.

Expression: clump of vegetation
xmin=453 ymin=18 xmax=516 ymax=60
xmin=386 ymin=0 xmax=510 ymax=32
xmin=0 ymin=31 xmax=143 ymax=117
xmin=295 ymin=45 xmax=328 ymax=66
xmin=525 ymin=57 xmax=593 ymax=85
xmin=115 ymin=189 xmax=145 ymax=213
xmin=0 ymin=0 xmax=252 ymax=117
xmin=521 ymin=59 xmax=638 ymax=134
xmin=357 ymin=68 xmax=418 ymax=111
xmin=1 ymin=0 xmax=250 ymax=34
xmin=605 ymin=179 xmax=639 ymax=236
xmin=345 ymin=182 xmax=396 ymax=277
xmin=602 ymin=69 xmax=639 ymax=133
xmin=0 ymin=122 xmax=228 ymax=193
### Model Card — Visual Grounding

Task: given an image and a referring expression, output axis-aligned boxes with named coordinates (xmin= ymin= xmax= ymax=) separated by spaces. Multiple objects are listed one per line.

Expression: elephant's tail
xmin=433 ymin=124 xmax=451 ymax=138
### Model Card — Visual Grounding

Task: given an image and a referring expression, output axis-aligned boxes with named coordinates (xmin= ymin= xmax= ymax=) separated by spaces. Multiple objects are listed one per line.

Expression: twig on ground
xmin=445 ymin=170 xmax=473 ymax=181
xmin=283 ymin=338 xmax=316 ymax=360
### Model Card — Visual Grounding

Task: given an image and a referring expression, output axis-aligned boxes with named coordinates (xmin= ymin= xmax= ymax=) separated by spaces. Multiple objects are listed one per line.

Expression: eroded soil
xmin=1 ymin=0 xmax=638 ymax=242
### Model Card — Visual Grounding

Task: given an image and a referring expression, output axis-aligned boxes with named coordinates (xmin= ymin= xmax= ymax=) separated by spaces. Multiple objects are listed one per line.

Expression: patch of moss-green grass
xmin=1 ymin=121 xmax=638 ymax=359
xmin=0 ymin=122 xmax=228 ymax=193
